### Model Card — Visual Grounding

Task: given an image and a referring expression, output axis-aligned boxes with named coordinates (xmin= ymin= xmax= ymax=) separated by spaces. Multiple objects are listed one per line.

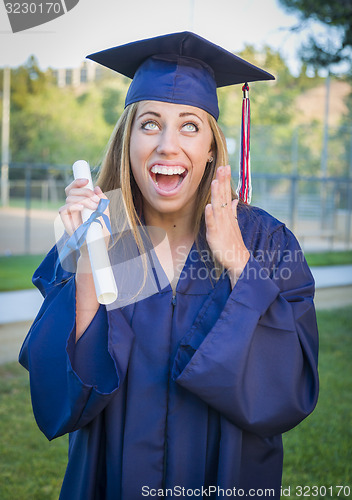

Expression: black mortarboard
xmin=87 ymin=31 xmax=274 ymax=120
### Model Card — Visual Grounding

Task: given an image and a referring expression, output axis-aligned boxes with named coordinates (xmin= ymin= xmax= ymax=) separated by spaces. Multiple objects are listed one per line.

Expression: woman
xmin=20 ymin=32 xmax=319 ymax=500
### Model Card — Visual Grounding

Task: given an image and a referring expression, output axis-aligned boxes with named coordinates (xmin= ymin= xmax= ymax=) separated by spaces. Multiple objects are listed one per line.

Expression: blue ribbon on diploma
xmin=52 ymin=198 xmax=112 ymax=280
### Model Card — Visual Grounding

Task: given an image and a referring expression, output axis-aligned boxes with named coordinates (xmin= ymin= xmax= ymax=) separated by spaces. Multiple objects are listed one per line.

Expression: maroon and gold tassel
xmin=236 ymin=83 xmax=252 ymax=204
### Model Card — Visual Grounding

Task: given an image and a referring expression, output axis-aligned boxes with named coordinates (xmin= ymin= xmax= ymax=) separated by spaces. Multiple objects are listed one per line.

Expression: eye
xmin=182 ymin=122 xmax=199 ymax=132
xmin=141 ymin=120 xmax=159 ymax=131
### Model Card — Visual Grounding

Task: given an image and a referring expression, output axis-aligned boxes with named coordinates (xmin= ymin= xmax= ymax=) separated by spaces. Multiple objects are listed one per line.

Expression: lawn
xmin=0 ymin=308 xmax=351 ymax=499
xmin=281 ymin=307 xmax=352 ymax=498
xmin=0 ymin=254 xmax=45 ymax=291
xmin=1 ymin=251 xmax=352 ymax=292
xmin=9 ymin=197 xmax=64 ymax=212
xmin=305 ymin=251 xmax=352 ymax=267
xmin=0 ymin=363 xmax=68 ymax=499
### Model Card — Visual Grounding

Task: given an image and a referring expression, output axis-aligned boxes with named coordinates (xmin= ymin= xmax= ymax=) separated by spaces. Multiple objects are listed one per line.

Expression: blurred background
xmin=1 ymin=0 xmax=352 ymax=255
xmin=0 ymin=1 xmax=351 ymax=499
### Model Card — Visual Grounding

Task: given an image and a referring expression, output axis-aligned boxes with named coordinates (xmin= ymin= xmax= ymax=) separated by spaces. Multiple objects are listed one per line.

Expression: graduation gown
xmin=19 ymin=205 xmax=319 ymax=500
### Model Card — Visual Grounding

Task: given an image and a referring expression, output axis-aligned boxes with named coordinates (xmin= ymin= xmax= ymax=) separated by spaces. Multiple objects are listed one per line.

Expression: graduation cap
xmin=87 ymin=31 xmax=275 ymax=204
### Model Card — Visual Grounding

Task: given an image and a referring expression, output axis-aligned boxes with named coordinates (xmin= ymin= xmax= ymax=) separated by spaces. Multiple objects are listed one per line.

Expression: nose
xmin=156 ymin=127 xmax=179 ymax=156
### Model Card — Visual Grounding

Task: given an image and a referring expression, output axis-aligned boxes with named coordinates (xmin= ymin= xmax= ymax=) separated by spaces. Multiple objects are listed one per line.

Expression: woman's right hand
xmin=59 ymin=178 xmax=101 ymax=236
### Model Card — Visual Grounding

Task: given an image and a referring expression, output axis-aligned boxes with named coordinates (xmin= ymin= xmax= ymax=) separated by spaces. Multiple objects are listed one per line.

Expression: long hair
xmin=97 ymin=102 xmax=142 ymax=246
xmin=97 ymin=102 xmax=236 ymax=280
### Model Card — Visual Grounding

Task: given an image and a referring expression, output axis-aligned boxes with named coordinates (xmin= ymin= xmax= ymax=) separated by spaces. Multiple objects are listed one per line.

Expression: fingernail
xmin=92 ymin=195 xmax=100 ymax=203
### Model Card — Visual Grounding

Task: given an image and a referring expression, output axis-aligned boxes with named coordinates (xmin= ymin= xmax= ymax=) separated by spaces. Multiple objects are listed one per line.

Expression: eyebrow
xmin=136 ymin=110 xmax=204 ymax=123
xmin=179 ymin=112 xmax=204 ymax=123
xmin=137 ymin=111 xmax=161 ymax=120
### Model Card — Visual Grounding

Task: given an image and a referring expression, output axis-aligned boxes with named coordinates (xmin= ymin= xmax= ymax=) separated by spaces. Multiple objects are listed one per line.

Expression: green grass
xmin=9 ymin=197 xmax=64 ymax=211
xmin=305 ymin=251 xmax=352 ymax=267
xmin=0 ymin=362 xmax=68 ymax=500
xmin=0 ymin=308 xmax=351 ymax=499
xmin=0 ymin=255 xmax=45 ymax=291
xmin=282 ymin=307 xmax=352 ymax=499
xmin=1 ymin=251 xmax=351 ymax=292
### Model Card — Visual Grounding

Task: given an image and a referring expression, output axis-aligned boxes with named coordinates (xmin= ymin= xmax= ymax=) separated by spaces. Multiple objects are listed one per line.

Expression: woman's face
xmin=129 ymin=100 xmax=214 ymax=217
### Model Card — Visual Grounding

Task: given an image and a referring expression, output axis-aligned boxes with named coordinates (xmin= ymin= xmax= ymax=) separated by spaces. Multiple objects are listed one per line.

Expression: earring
xmin=208 ymin=157 xmax=214 ymax=163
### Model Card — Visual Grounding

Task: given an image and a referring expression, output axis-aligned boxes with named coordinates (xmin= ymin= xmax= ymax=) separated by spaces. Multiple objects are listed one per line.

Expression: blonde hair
xmin=97 ymin=102 xmax=236 ymax=280
xmin=97 ymin=102 xmax=142 ymax=246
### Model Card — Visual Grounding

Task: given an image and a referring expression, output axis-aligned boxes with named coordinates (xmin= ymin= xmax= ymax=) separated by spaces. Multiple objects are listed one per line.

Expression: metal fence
xmin=0 ymin=163 xmax=351 ymax=255
xmin=6 ymin=162 xmax=71 ymax=207
xmin=251 ymin=174 xmax=352 ymax=248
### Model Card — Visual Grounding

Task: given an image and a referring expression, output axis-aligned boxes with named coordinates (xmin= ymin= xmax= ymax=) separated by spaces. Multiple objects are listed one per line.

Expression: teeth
xmin=151 ymin=165 xmax=186 ymax=175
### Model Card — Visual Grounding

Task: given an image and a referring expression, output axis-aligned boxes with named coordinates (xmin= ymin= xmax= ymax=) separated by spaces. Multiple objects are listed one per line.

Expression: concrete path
xmin=1 ymin=265 xmax=351 ymax=365
xmin=312 ymin=265 xmax=352 ymax=288
xmin=0 ymin=207 xmax=58 ymax=256
xmin=0 ymin=321 xmax=32 ymax=365
xmin=0 ymin=289 xmax=43 ymax=323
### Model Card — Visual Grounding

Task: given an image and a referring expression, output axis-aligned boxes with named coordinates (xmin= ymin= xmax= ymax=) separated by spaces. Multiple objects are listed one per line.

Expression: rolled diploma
xmin=72 ymin=160 xmax=118 ymax=305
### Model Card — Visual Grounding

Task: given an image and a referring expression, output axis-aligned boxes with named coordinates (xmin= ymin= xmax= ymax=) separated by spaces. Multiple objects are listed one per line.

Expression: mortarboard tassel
xmin=236 ymin=82 xmax=252 ymax=204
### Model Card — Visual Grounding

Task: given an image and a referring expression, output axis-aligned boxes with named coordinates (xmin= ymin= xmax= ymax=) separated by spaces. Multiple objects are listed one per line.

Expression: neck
xmin=142 ymin=204 xmax=197 ymax=291
xmin=143 ymin=205 xmax=196 ymax=245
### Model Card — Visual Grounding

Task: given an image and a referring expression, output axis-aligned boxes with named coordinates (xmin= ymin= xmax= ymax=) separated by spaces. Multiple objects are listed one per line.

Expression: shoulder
xmin=237 ymin=204 xmax=314 ymax=289
xmin=237 ymin=203 xmax=304 ymax=261
xmin=238 ymin=203 xmax=287 ymax=240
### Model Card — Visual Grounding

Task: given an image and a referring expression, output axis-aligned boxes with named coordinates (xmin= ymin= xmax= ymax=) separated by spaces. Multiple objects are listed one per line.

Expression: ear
xmin=207 ymin=147 xmax=215 ymax=163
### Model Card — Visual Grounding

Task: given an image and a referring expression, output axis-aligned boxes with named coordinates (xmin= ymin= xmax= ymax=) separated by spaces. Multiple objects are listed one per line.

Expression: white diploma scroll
xmin=72 ymin=160 xmax=118 ymax=305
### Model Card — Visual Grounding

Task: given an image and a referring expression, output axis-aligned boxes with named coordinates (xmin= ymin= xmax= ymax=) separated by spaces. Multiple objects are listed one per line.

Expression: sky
xmin=0 ymin=0 xmax=330 ymax=75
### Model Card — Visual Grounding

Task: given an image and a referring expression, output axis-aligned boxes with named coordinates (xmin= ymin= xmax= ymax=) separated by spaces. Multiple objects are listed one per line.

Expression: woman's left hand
xmin=205 ymin=165 xmax=250 ymax=287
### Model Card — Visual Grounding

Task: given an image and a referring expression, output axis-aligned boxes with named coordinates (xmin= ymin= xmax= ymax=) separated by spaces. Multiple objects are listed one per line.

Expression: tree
xmin=218 ymin=44 xmax=298 ymax=130
xmin=278 ymin=0 xmax=352 ymax=70
xmin=217 ymin=45 xmax=301 ymax=174
xmin=101 ymin=80 xmax=130 ymax=126
xmin=10 ymin=56 xmax=52 ymax=111
xmin=10 ymin=85 xmax=112 ymax=165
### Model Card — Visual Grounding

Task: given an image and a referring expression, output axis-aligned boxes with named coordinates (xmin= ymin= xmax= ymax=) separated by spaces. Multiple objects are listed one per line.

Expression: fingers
xmin=60 ymin=179 xmax=107 ymax=235
xmin=59 ymin=203 xmax=84 ymax=215
xmin=65 ymin=178 xmax=88 ymax=196
xmin=210 ymin=165 xmax=233 ymax=218
xmin=205 ymin=203 xmax=215 ymax=230
xmin=210 ymin=177 xmax=218 ymax=212
xmin=205 ymin=167 xmax=247 ymax=278
xmin=216 ymin=165 xmax=232 ymax=208
xmin=94 ymin=186 xmax=107 ymax=198
xmin=59 ymin=204 xmax=84 ymax=236
xmin=68 ymin=186 xmax=100 ymax=202
xmin=65 ymin=179 xmax=102 ymax=211
xmin=66 ymin=194 xmax=100 ymax=211
xmin=232 ymin=199 xmax=239 ymax=220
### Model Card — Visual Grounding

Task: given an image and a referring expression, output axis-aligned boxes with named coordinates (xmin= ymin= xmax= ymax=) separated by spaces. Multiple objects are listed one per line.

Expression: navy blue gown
xmin=19 ymin=205 xmax=319 ymax=500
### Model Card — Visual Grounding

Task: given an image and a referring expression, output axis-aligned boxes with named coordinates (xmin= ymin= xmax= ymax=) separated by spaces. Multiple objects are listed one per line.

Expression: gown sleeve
xmin=19 ymin=245 xmax=135 ymax=441
xmin=172 ymin=224 xmax=319 ymax=438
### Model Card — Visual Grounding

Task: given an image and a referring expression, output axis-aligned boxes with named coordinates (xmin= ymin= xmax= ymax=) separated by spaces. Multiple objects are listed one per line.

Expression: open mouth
xmin=149 ymin=165 xmax=188 ymax=192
